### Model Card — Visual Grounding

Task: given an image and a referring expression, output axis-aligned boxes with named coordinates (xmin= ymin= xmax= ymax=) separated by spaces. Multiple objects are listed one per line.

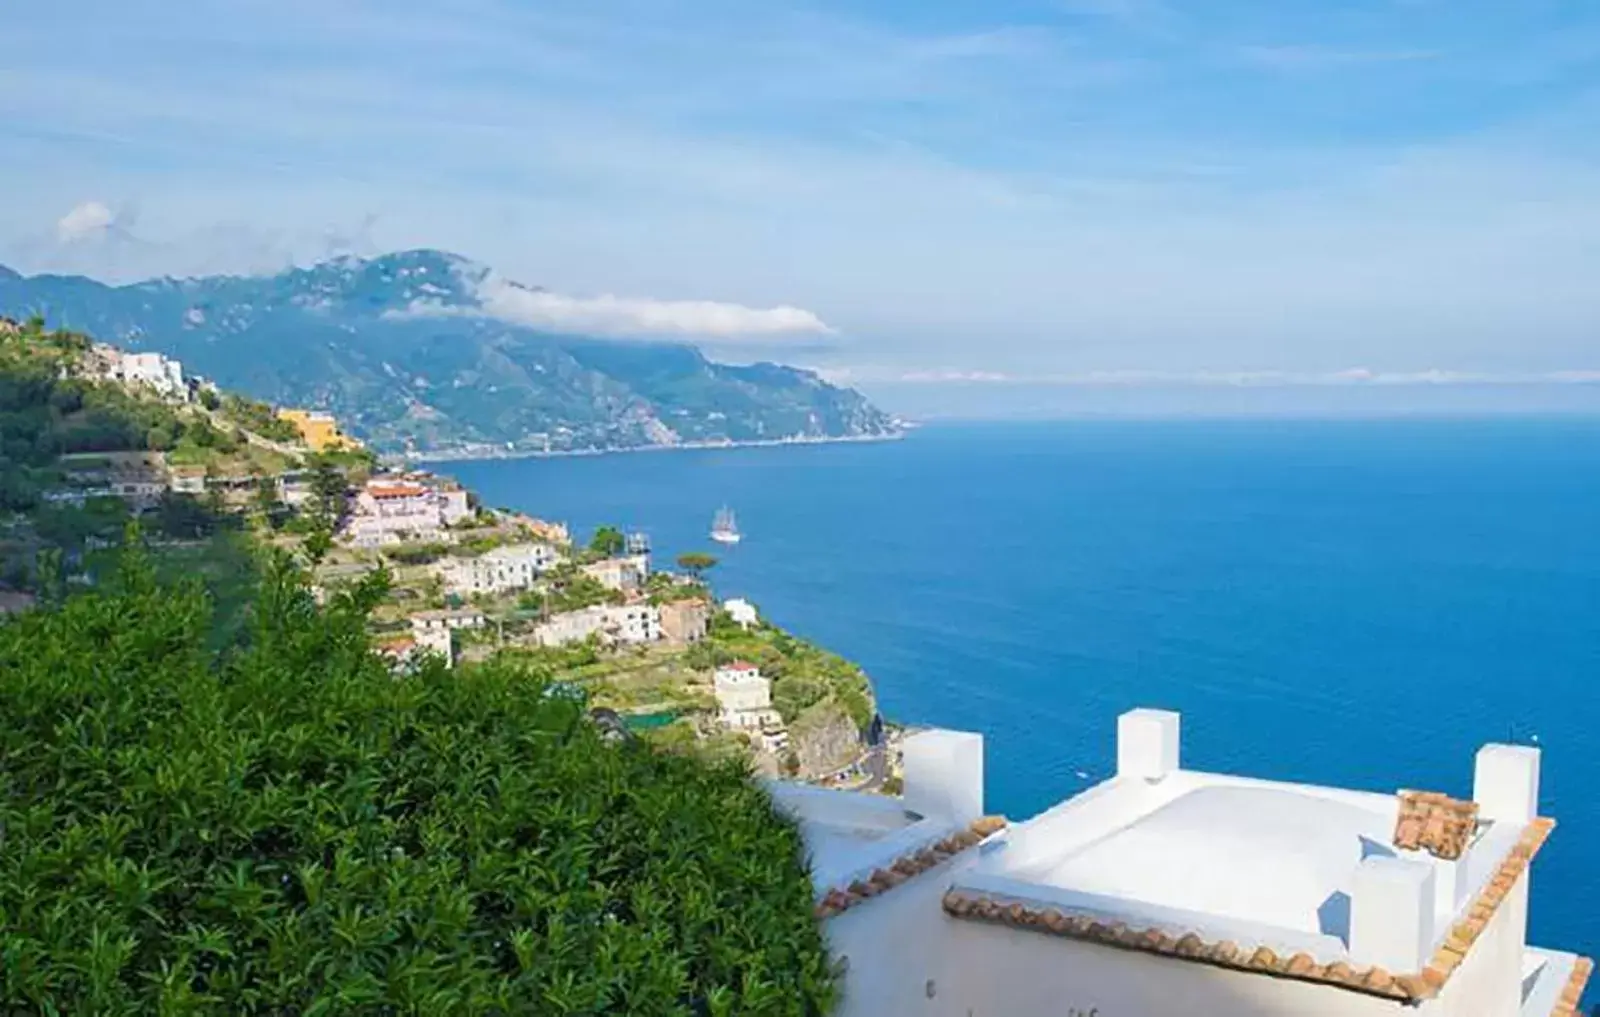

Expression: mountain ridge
xmin=0 ymin=250 xmax=898 ymax=455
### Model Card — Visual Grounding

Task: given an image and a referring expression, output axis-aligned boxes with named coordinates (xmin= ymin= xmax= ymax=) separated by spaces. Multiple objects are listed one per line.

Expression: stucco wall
xmin=938 ymin=919 xmax=1411 ymax=1017
xmin=826 ymin=850 xmax=987 ymax=1017
xmin=1429 ymin=869 xmax=1527 ymax=1017
xmin=828 ymin=870 xmax=1529 ymax=1017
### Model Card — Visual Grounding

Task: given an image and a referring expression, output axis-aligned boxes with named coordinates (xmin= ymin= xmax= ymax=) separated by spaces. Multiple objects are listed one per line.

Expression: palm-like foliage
xmin=0 ymin=545 xmax=835 ymax=1015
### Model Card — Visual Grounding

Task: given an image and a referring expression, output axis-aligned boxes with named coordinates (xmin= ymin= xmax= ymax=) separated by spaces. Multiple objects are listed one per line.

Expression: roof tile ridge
xmin=815 ymin=815 xmax=1007 ymax=921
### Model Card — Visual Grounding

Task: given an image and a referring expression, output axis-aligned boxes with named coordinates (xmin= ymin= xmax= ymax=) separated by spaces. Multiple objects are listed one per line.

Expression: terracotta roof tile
xmin=367 ymin=484 xmax=428 ymax=499
xmin=941 ymin=816 xmax=1557 ymax=1004
xmin=1550 ymin=956 xmax=1593 ymax=1017
xmin=1393 ymin=790 xmax=1479 ymax=860
xmin=813 ymin=815 xmax=1007 ymax=921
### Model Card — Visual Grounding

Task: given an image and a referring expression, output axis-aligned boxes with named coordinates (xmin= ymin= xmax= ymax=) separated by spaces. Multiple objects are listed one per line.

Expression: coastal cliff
xmin=0 ymin=316 xmax=880 ymax=783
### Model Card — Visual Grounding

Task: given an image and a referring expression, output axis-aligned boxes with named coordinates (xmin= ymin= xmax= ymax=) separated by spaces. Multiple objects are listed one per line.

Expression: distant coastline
xmin=396 ymin=428 xmax=908 ymax=466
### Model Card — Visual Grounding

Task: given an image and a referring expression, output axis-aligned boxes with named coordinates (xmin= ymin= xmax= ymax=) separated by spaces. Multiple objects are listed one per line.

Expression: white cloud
xmin=401 ymin=274 xmax=835 ymax=341
xmin=56 ymin=200 xmax=116 ymax=243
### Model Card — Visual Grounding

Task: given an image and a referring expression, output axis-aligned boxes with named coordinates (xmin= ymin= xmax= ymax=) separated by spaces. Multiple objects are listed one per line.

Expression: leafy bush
xmin=544 ymin=564 xmax=625 ymax=613
xmin=383 ymin=541 xmax=450 ymax=566
xmin=0 ymin=548 xmax=835 ymax=1015
xmin=588 ymin=524 xmax=625 ymax=557
xmin=218 ymin=394 xmax=302 ymax=445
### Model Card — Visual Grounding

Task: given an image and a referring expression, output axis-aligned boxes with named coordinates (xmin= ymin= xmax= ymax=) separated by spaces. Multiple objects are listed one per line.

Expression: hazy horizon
xmin=861 ymin=380 xmax=1600 ymax=420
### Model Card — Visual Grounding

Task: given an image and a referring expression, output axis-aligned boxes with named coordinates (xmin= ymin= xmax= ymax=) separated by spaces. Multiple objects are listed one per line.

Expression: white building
xmin=436 ymin=485 xmax=472 ymax=526
xmin=778 ymin=711 xmax=1591 ymax=1017
xmin=109 ymin=476 xmax=167 ymax=508
xmin=168 ymin=468 xmax=206 ymax=495
xmin=409 ymin=608 xmax=485 ymax=633
xmin=347 ymin=481 xmax=441 ymax=546
xmin=723 ymin=598 xmax=759 ymax=629
xmin=410 ymin=623 xmax=454 ymax=665
xmin=582 ymin=554 xmax=650 ymax=593
xmin=713 ymin=662 xmax=783 ymax=732
xmin=345 ymin=477 xmax=472 ymax=546
xmin=277 ymin=476 xmax=314 ymax=509
xmin=532 ymin=606 xmax=611 ymax=647
xmin=531 ymin=603 xmax=662 ymax=647
xmin=605 ymin=602 xmax=661 ymax=644
xmin=439 ymin=543 xmax=559 ymax=596
xmin=112 ymin=350 xmax=187 ymax=401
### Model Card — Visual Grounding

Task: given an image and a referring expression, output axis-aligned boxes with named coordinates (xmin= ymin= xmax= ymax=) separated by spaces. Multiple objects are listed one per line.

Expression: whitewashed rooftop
xmin=773 ymin=712 xmax=1591 ymax=1016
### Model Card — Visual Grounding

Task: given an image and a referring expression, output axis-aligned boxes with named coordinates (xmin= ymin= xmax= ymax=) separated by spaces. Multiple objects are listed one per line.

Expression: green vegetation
xmin=311 ymin=443 xmax=378 ymax=474
xmin=0 ymin=320 xmax=303 ymax=521
xmin=383 ymin=541 xmax=450 ymax=566
xmin=676 ymin=551 xmax=719 ymax=580
xmin=301 ymin=454 xmax=350 ymax=543
xmin=216 ymin=392 xmax=302 ymax=444
xmin=1 ymin=321 xmax=884 ymax=1013
xmin=0 ymin=544 xmax=835 ymax=1015
xmin=690 ymin=612 xmax=875 ymax=731
xmin=163 ymin=419 xmax=297 ymax=477
xmin=453 ymin=530 xmax=514 ymax=556
xmin=643 ymin=571 xmax=713 ymax=608
xmin=150 ymin=491 xmax=239 ymax=542
xmin=536 ymin=562 xmax=624 ymax=614
xmin=27 ymin=496 xmax=130 ymax=552
xmin=1 ymin=323 xmax=178 ymax=511
xmin=589 ymin=524 xmax=626 ymax=557
xmin=495 ymin=643 xmax=717 ymax=719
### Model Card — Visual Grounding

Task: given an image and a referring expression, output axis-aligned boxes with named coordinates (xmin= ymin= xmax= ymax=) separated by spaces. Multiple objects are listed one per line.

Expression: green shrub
xmin=218 ymin=394 xmax=302 ymax=445
xmin=0 ymin=547 xmax=835 ymax=1015
xmin=382 ymin=541 xmax=450 ymax=566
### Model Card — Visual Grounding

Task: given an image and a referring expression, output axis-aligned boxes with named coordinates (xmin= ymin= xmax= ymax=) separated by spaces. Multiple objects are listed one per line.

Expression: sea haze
xmin=436 ymin=418 xmax=1600 ymax=960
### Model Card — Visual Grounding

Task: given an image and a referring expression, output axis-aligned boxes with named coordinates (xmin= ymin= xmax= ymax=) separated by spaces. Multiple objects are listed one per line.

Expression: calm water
xmin=438 ymin=419 xmax=1600 ymax=963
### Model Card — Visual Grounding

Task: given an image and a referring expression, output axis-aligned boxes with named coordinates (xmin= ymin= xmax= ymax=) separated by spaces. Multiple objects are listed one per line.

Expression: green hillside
xmin=0 ymin=251 xmax=902 ymax=455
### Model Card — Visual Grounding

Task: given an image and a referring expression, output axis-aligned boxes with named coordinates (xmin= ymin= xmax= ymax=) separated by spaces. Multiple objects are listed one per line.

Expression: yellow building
xmin=278 ymin=409 xmax=361 ymax=452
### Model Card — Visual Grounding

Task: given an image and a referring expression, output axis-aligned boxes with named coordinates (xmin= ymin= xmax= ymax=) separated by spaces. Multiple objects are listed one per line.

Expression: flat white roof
xmin=767 ymin=782 xmax=964 ymax=897
xmin=954 ymin=768 xmax=1523 ymax=964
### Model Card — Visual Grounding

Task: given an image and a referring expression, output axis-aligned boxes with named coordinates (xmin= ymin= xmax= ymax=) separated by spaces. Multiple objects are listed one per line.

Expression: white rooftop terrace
xmin=963 ymin=769 xmax=1528 ymax=960
xmin=770 ymin=714 xmax=1589 ymax=1016
xmin=954 ymin=710 xmax=1547 ymax=969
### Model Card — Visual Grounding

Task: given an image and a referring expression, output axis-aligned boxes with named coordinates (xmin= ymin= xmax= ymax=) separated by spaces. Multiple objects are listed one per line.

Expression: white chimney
xmin=1117 ymin=709 xmax=1181 ymax=782
xmin=903 ymin=729 xmax=984 ymax=825
xmin=1351 ymin=855 xmax=1436 ymax=972
xmin=1473 ymin=744 xmax=1541 ymax=824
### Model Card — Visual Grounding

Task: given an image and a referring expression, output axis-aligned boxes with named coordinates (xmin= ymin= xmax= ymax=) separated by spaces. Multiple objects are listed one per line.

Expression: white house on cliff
xmin=774 ymin=710 xmax=1590 ymax=1017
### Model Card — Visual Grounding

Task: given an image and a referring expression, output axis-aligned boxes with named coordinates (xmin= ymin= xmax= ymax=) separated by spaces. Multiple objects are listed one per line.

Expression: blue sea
xmin=438 ymin=419 xmax=1600 ymax=968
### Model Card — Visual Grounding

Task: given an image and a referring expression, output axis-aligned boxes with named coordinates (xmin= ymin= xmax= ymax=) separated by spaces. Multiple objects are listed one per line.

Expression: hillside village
xmin=0 ymin=315 xmax=887 ymax=783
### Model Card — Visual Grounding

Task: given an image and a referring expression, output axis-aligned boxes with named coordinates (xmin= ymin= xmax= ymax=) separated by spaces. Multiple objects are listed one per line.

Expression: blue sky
xmin=3 ymin=0 xmax=1600 ymax=404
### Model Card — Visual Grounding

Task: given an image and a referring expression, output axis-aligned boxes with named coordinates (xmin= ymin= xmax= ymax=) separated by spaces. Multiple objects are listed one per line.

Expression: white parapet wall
xmin=903 ymin=728 xmax=984 ymax=825
xmin=1350 ymin=854 xmax=1436 ymax=973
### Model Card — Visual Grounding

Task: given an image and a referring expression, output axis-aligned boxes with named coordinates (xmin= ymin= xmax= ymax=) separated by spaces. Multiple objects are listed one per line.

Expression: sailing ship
xmin=710 ymin=506 xmax=741 ymax=545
